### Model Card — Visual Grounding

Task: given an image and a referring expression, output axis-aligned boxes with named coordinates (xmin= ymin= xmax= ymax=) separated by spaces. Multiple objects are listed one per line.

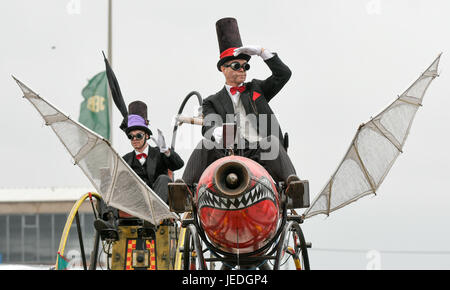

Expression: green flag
xmin=56 ymin=252 xmax=69 ymax=270
xmin=79 ymin=71 xmax=110 ymax=140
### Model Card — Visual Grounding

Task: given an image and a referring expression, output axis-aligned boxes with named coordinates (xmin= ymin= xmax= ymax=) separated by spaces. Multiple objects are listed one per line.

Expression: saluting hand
xmin=234 ymin=45 xmax=274 ymax=60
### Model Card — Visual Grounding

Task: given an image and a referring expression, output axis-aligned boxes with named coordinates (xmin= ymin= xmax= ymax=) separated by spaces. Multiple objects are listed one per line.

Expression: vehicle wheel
xmin=274 ymin=221 xmax=310 ymax=270
xmin=182 ymin=224 xmax=206 ymax=270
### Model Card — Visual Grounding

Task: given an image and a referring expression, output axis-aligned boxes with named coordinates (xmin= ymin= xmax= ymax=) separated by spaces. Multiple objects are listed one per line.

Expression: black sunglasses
xmin=223 ymin=62 xmax=250 ymax=71
xmin=127 ymin=133 xmax=145 ymax=140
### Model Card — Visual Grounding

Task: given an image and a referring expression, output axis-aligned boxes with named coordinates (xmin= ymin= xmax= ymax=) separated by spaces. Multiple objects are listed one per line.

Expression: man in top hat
xmin=95 ymin=56 xmax=184 ymax=235
xmin=182 ymin=17 xmax=306 ymax=198
xmin=101 ymin=53 xmax=185 ymax=204
xmin=94 ymin=101 xmax=183 ymax=234
xmin=122 ymin=100 xmax=184 ymax=204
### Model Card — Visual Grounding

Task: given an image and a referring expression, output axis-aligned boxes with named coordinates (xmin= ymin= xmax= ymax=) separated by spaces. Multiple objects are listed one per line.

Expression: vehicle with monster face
xmin=164 ymin=92 xmax=311 ymax=270
xmin=170 ymin=153 xmax=310 ymax=270
xmin=196 ymin=156 xmax=281 ymax=255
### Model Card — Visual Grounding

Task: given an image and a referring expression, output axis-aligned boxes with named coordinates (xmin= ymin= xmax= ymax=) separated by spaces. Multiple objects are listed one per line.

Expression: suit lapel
xmin=217 ymin=86 xmax=235 ymax=115
xmin=240 ymin=89 xmax=254 ymax=115
xmin=241 ymin=83 xmax=258 ymax=115
xmin=146 ymin=146 xmax=158 ymax=184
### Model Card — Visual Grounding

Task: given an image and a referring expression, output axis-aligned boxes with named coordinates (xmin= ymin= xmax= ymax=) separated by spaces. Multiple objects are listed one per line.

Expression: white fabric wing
xmin=303 ymin=54 xmax=441 ymax=219
xmin=13 ymin=77 xmax=178 ymax=224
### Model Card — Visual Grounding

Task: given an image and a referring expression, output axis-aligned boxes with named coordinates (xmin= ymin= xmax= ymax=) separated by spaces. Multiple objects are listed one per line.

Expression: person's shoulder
xmin=204 ymin=86 xmax=226 ymax=102
xmin=148 ymin=144 xmax=159 ymax=152
xmin=122 ymin=151 xmax=134 ymax=160
xmin=147 ymin=144 xmax=161 ymax=157
xmin=248 ymin=79 xmax=263 ymax=89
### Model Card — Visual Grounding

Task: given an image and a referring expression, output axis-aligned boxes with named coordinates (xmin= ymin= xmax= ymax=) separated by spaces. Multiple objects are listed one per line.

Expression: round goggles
xmin=223 ymin=62 xmax=250 ymax=71
xmin=127 ymin=132 xmax=145 ymax=140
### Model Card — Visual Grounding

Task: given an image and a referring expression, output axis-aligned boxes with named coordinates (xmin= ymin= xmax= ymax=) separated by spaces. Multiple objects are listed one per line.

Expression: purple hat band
xmin=127 ymin=114 xmax=148 ymax=128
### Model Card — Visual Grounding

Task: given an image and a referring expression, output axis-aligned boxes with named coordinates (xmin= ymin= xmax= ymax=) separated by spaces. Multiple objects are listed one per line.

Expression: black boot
xmin=94 ymin=218 xmax=119 ymax=241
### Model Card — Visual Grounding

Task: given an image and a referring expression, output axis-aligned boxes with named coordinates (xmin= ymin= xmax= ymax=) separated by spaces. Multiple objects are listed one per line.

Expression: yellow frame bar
xmin=55 ymin=192 xmax=102 ymax=270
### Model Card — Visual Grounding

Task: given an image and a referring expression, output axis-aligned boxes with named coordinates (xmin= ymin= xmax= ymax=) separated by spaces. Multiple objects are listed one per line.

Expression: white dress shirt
xmin=223 ymin=83 xmax=260 ymax=144
xmin=135 ymin=143 xmax=150 ymax=165
xmin=225 ymin=83 xmax=243 ymax=105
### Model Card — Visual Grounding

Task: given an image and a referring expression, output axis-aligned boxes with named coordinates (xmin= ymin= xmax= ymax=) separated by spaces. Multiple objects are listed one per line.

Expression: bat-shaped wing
xmin=303 ymin=54 xmax=441 ymax=219
xmin=13 ymin=77 xmax=178 ymax=224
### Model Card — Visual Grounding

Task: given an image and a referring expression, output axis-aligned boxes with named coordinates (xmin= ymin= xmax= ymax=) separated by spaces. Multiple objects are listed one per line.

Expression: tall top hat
xmin=216 ymin=17 xmax=251 ymax=71
xmin=125 ymin=100 xmax=152 ymax=136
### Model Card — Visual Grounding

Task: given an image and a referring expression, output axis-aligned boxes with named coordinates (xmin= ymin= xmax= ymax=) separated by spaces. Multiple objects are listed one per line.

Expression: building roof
xmin=0 ymin=187 xmax=97 ymax=202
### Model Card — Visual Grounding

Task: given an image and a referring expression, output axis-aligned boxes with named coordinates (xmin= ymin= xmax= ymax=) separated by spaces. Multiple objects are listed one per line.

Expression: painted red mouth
xmin=198 ymin=178 xmax=280 ymax=253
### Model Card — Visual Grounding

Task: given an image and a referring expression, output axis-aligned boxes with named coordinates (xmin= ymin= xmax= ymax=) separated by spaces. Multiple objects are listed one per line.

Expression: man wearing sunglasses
xmin=95 ymin=101 xmax=184 ymax=235
xmin=122 ymin=101 xmax=184 ymax=204
xmin=182 ymin=17 xmax=306 ymax=199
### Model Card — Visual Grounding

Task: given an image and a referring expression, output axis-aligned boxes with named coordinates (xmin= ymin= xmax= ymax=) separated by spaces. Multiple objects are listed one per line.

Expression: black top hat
xmin=125 ymin=101 xmax=152 ymax=136
xmin=216 ymin=17 xmax=251 ymax=71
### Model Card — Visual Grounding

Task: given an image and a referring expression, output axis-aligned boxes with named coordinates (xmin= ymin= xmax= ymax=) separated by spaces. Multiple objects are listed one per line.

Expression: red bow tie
xmin=230 ymin=86 xmax=246 ymax=95
xmin=136 ymin=153 xmax=147 ymax=160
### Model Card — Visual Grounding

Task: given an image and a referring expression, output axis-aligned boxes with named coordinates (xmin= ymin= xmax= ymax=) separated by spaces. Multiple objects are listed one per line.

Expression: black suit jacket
xmin=202 ymin=54 xmax=291 ymax=144
xmin=122 ymin=145 xmax=184 ymax=186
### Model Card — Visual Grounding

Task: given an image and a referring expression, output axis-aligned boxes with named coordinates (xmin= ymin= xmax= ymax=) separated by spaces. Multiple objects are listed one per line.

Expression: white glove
xmin=213 ymin=127 xmax=222 ymax=143
xmin=234 ymin=45 xmax=274 ymax=60
xmin=151 ymin=129 xmax=169 ymax=154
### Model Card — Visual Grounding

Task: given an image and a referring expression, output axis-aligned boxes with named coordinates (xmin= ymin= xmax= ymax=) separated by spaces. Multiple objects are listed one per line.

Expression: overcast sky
xmin=1 ymin=0 xmax=449 ymax=269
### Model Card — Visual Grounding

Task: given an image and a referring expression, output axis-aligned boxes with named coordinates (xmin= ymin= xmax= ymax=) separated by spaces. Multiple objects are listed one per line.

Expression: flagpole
xmin=107 ymin=0 xmax=113 ymax=144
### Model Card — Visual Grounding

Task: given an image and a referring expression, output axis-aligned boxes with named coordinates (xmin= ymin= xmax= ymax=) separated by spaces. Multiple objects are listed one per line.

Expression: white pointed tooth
xmin=222 ymin=198 xmax=232 ymax=209
xmin=224 ymin=199 xmax=230 ymax=209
